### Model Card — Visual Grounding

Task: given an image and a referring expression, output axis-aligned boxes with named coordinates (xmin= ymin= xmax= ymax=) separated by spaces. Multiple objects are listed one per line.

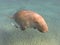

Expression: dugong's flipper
xmin=20 ymin=24 xmax=26 ymax=30
xmin=33 ymin=26 xmax=36 ymax=29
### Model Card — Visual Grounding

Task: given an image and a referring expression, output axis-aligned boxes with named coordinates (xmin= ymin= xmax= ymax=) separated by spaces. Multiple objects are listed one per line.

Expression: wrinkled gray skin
xmin=13 ymin=10 xmax=48 ymax=33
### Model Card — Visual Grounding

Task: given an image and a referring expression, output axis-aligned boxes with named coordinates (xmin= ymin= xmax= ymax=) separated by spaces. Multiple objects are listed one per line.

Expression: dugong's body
xmin=13 ymin=10 xmax=48 ymax=33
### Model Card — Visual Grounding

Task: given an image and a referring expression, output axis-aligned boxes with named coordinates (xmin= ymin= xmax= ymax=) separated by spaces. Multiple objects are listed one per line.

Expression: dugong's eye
xmin=34 ymin=21 xmax=38 ymax=24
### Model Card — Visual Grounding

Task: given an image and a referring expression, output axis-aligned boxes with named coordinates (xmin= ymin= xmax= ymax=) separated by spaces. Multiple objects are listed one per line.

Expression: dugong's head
xmin=34 ymin=16 xmax=48 ymax=33
xmin=35 ymin=21 xmax=48 ymax=33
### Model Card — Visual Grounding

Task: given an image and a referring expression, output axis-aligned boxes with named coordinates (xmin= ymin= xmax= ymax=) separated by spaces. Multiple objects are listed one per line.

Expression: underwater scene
xmin=0 ymin=0 xmax=60 ymax=45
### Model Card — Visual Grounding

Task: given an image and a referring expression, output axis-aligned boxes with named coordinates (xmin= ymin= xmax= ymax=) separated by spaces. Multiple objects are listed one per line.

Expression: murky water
xmin=0 ymin=0 xmax=60 ymax=45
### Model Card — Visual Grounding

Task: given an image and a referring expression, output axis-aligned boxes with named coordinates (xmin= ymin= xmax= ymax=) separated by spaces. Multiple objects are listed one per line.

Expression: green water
xmin=0 ymin=0 xmax=60 ymax=45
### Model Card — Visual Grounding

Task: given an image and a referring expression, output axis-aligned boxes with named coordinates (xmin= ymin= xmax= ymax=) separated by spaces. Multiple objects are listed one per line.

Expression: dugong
xmin=12 ymin=10 xmax=48 ymax=33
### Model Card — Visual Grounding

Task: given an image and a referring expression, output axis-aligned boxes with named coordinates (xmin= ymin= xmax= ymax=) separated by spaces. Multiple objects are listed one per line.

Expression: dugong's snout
xmin=37 ymin=24 xmax=48 ymax=33
xmin=41 ymin=26 xmax=48 ymax=33
xmin=35 ymin=21 xmax=48 ymax=33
